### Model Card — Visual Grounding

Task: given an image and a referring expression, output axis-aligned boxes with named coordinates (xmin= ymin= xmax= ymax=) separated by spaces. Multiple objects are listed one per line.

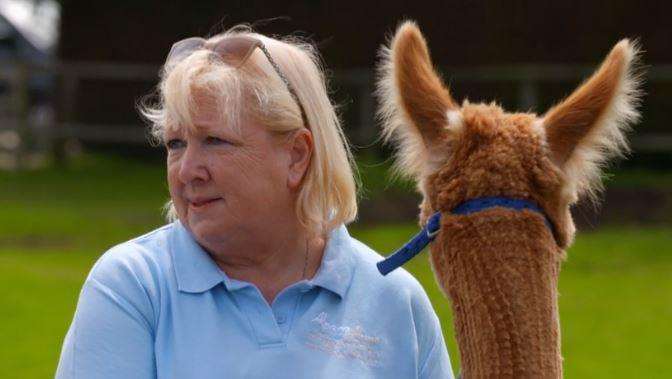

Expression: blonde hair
xmin=138 ymin=25 xmax=359 ymax=236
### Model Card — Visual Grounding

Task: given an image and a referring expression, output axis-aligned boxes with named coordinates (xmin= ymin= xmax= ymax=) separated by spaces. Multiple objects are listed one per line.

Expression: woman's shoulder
xmin=340 ymin=227 xmax=444 ymax=349
xmin=342 ymin=227 xmax=433 ymax=308
xmin=92 ymin=223 xmax=173 ymax=275
xmin=63 ymin=224 xmax=177 ymax=346
xmin=85 ymin=223 xmax=176 ymax=304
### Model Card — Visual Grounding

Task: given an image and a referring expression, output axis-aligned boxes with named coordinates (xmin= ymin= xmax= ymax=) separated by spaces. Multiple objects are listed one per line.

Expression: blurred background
xmin=0 ymin=0 xmax=670 ymax=377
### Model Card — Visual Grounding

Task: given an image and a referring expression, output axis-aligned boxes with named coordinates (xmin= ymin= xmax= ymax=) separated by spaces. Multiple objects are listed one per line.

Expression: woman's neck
xmin=207 ymin=226 xmax=326 ymax=304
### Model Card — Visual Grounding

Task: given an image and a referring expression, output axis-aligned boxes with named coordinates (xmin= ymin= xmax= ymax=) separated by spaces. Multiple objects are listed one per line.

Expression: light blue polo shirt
xmin=56 ymin=220 xmax=454 ymax=378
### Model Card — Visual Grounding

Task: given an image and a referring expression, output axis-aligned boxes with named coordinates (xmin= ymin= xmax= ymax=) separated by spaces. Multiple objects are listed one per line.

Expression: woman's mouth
xmin=188 ymin=197 xmax=223 ymax=210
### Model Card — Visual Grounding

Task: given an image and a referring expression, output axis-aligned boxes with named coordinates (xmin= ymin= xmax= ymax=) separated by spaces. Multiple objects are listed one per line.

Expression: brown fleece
xmin=424 ymin=104 xmax=566 ymax=378
xmin=431 ymin=210 xmax=562 ymax=378
xmin=377 ymin=21 xmax=641 ymax=379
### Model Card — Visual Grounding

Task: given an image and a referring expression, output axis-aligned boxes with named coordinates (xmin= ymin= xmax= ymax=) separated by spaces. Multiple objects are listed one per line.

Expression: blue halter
xmin=376 ymin=197 xmax=555 ymax=276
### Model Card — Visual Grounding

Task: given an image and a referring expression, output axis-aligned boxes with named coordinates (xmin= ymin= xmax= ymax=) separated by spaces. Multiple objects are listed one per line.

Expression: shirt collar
xmin=170 ymin=220 xmax=226 ymax=293
xmin=306 ymin=224 xmax=355 ymax=299
xmin=170 ymin=221 xmax=356 ymax=298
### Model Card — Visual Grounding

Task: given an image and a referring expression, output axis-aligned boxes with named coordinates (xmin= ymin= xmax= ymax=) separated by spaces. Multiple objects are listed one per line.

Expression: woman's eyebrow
xmin=196 ymin=124 xmax=242 ymax=139
xmin=163 ymin=130 xmax=183 ymax=141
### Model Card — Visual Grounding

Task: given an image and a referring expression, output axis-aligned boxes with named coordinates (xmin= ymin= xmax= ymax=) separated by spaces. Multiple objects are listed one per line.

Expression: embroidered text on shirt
xmin=304 ymin=312 xmax=383 ymax=366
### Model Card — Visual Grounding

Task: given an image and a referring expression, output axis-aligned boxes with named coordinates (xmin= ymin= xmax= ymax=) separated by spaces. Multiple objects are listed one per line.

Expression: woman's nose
xmin=177 ymin=143 xmax=210 ymax=184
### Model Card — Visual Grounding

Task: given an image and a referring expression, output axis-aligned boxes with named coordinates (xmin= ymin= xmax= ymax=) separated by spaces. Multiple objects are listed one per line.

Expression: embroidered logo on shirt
xmin=304 ymin=312 xmax=383 ymax=366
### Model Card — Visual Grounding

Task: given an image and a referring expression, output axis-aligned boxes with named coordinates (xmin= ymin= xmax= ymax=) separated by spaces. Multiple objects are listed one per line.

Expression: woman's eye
xmin=205 ymin=136 xmax=229 ymax=145
xmin=165 ymin=139 xmax=185 ymax=150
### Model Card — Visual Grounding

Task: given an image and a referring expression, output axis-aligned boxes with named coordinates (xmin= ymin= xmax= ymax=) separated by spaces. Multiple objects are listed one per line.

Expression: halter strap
xmin=376 ymin=197 xmax=556 ymax=275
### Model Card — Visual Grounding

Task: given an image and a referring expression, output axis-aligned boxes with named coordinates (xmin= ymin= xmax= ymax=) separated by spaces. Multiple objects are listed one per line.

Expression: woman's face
xmin=165 ymin=100 xmax=296 ymax=254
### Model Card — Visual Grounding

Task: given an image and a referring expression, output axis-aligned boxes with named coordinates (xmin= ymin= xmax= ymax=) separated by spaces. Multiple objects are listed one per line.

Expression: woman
xmin=55 ymin=25 xmax=454 ymax=378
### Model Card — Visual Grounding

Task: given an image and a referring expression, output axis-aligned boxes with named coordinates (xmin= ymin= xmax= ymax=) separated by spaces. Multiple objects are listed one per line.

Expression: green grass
xmin=603 ymin=168 xmax=672 ymax=189
xmin=1 ymin=153 xmax=671 ymax=378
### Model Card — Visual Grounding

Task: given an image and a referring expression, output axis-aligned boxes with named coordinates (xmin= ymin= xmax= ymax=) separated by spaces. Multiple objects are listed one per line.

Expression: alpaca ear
xmin=541 ymin=39 xmax=643 ymax=201
xmin=376 ymin=20 xmax=458 ymax=180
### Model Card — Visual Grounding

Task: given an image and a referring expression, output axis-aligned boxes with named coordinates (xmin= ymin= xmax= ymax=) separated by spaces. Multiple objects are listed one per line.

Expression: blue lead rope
xmin=377 ymin=197 xmax=556 ymax=276
xmin=376 ymin=212 xmax=442 ymax=275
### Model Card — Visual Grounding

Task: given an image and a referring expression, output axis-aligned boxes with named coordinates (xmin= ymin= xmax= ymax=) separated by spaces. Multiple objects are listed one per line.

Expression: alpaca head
xmin=377 ymin=21 xmax=642 ymax=248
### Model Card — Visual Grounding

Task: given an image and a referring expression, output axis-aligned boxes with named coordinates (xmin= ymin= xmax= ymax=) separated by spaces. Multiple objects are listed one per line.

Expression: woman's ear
xmin=286 ymin=129 xmax=313 ymax=190
xmin=541 ymin=39 xmax=643 ymax=201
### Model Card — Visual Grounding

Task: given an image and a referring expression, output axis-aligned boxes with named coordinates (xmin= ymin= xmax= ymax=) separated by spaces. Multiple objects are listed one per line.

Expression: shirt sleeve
xmin=418 ymin=321 xmax=454 ymax=379
xmin=55 ymin=246 xmax=157 ymax=379
xmin=412 ymin=284 xmax=455 ymax=379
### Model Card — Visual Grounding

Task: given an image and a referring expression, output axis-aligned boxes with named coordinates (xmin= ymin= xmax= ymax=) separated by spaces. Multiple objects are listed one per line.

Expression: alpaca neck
xmin=431 ymin=209 xmax=563 ymax=378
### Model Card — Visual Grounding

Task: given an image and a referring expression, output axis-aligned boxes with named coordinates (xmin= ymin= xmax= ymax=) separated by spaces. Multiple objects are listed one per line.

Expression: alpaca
xmin=376 ymin=21 xmax=642 ymax=378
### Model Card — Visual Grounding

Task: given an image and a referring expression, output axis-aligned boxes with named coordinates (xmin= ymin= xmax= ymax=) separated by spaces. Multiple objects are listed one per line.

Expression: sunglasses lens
xmin=166 ymin=37 xmax=206 ymax=64
xmin=209 ymin=36 xmax=262 ymax=68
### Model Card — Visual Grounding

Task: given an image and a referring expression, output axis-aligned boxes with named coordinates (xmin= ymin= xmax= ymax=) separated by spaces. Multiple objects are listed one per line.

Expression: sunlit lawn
xmin=1 ymin=154 xmax=670 ymax=378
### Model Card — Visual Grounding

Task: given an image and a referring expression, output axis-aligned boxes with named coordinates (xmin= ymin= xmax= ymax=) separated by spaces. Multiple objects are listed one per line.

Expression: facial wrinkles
xmin=229 ymin=135 xmax=268 ymax=182
xmin=177 ymin=123 xmax=278 ymax=197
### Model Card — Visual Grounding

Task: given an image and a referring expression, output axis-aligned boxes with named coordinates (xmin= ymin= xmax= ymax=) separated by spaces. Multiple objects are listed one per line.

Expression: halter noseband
xmin=377 ymin=197 xmax=557 ymax=276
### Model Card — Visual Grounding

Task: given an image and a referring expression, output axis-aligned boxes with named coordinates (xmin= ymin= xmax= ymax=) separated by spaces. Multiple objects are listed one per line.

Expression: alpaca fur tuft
xmin=376 ymin=21 xmax=458 ymax=183
xmin=446 ymin=110 xmax=464 ymax=131
xmin=542 ymin=39 xmax=643 ymax=203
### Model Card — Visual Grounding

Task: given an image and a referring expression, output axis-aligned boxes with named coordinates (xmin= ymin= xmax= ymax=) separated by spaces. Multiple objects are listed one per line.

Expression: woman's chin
xmin=186 ymin=216 xmax=227 ymax=241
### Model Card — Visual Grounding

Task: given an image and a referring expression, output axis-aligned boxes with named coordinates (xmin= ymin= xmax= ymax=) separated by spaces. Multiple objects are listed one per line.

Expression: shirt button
xmin=276 ymin=314 xmax=287 ymax=324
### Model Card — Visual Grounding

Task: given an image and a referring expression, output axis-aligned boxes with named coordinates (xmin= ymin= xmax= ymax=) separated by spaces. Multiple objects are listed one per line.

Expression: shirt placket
xmin=233 ymin=287 xmax=285 ymax=347
xmin=271 ymin=282 xmax=313 ymax=338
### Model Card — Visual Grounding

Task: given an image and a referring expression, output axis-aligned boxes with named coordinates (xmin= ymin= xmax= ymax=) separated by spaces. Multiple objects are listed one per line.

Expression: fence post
xmin=11 ymin=61 xmax=30 ymax=170
xmin=54 ymin=70 xmax=78 ymax=166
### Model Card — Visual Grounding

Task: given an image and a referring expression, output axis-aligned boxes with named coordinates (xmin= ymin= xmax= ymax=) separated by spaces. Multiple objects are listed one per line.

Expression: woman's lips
xmin=188 ymin=198 xmax=223 ymax=209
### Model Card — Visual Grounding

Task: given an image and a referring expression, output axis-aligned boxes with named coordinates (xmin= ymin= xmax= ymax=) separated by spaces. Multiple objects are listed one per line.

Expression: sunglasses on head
xmin=166 ymin=35 xmax=308 ymax=128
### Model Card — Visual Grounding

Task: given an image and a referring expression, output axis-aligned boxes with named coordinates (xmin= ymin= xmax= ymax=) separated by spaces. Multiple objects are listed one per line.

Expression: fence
xmin=1 ymin=59 xmax=670 ymax=170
